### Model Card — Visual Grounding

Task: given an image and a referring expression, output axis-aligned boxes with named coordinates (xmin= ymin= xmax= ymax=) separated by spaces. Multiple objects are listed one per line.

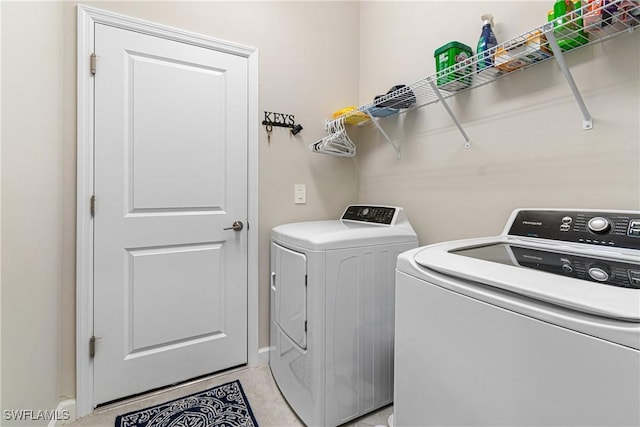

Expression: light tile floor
xmin=70 ymin=365 xmax=393 ymax=427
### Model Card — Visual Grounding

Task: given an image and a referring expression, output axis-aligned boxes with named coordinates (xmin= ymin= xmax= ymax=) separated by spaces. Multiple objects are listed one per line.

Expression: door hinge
xmin=90 ymin=195 xmax=95 ymax=217
xmin=304 ymin=321 xmax=307 ymax=332
xmin=90 ymin=53 xmax=97 ymax=75
xmin=305 ymin=275 xmax=308 ymax=287
xmin=89 ymin=336 xmax=97 ymax=358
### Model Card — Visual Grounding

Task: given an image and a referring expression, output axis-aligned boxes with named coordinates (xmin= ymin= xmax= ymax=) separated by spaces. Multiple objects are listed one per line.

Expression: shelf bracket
xmin=427 ymin=78 xmax=472 ymax=148
xmin=364 ymin=110 xmax=401 ymax=159
xmin=544 ymin=24 xmax=593 ymax=130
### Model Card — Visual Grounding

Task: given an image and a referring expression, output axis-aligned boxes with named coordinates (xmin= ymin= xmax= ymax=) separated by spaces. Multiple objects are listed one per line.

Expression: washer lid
xmin=412 ymin=237 xmax=640 ymax=322
xmin=271 ymin=220 xmax=417 ymax=250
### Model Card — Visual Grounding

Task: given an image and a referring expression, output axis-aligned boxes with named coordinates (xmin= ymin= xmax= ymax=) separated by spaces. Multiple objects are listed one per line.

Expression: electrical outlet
xmin=294 ymin=184 xmax=306 ymax=204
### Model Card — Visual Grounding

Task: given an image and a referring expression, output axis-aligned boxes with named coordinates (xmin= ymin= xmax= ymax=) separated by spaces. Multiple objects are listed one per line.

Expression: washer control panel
xmin=508 ymin=210 xmax=640 ymax=250
xmin=341 ymin=205 xmax=397 ymax=225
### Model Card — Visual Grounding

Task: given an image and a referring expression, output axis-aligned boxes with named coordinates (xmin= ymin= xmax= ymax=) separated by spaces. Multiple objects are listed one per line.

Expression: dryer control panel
xmin=508 ymin=210 xmax=640 ymax=250
xmin=341 ymin=205 xmax=397 ymax=225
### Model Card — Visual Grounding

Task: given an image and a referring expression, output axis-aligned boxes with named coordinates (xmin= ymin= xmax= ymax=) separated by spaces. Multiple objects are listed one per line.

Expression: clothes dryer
xmin=270 ymin=205 xmax=418 ymax=427
xmin=394 ymin=209 xmax=640 ymax=426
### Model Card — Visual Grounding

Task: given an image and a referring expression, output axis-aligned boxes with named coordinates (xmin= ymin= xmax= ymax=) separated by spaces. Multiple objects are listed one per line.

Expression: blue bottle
xmin=477 ymin=14 xmax=498 ymax=73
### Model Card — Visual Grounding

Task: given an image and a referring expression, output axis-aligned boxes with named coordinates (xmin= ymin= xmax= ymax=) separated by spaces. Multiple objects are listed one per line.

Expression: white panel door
xmin=93 ymin=23 xmax=248 ymax=405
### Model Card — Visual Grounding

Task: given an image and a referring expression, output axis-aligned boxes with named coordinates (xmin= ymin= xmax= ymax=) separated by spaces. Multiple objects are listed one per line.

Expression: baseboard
xmin=258 ymin=346 xmax=271 ymax=367
xmin=46 ymin=399 xmax=76 ymax=427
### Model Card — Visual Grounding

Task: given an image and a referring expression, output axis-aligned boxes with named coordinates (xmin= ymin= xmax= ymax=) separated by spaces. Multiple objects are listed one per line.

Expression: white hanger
xmin=309 ymin=117 xmax=356 ymax=157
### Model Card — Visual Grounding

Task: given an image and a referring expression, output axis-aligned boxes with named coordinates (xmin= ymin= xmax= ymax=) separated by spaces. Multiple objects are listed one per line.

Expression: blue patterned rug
xmin=115 ymin=380 xmax=259 ymax=427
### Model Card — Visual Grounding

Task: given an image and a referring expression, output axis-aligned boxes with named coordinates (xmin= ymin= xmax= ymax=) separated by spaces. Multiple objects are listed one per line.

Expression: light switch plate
xmin=294 ymin=184 xmax=306 ymax=204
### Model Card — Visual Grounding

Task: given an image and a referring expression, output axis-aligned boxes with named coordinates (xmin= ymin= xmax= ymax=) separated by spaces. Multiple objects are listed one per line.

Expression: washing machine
xmin=270 ymin=205 xmax=418 ymax=427
xmin=394 ymin=208 xmax=640 ymax=427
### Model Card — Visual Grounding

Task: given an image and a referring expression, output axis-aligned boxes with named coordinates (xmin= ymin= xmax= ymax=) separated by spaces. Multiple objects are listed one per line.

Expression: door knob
xmin=223 ymin=220 xmax=244 ymax=231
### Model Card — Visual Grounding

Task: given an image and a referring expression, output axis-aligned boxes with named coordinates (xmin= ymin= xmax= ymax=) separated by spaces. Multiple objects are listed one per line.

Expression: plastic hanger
xmin=309 ymin=117 xmax=356 ymax=157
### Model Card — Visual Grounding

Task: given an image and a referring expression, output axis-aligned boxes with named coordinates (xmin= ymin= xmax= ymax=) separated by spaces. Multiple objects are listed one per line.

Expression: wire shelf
xmin=328 ymin=0 xmax=639 ymax=147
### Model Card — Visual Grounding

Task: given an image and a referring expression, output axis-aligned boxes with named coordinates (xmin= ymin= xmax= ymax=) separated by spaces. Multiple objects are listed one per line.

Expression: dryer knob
xmin=588 ymin=266 xmax=610 ymax=282
xmin=588 ymin=217 xmax=611 ymax=234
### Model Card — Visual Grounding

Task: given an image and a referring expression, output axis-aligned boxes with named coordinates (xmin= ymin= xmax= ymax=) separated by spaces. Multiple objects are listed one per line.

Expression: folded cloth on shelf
xmin=366 ymin=106 xmax=399 ymax=118
xmin=374 ymin=85 xmax=416 ymax=109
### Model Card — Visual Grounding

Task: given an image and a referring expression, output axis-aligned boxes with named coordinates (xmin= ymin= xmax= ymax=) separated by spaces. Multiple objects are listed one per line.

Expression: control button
xmin=560 ymin=258 xmax=573 ymax=273
xmin=588 ymin=217 xmax=611 ymax=234
xmin=361 ymin=208 xmax=369 ymax=216
xmin=588 ymin=266 xmax=610 ymax=282
xmin=562 ymin=216 xmax=573 ymax=224
xmin=560 ymin=224 xmax=570 ymax=232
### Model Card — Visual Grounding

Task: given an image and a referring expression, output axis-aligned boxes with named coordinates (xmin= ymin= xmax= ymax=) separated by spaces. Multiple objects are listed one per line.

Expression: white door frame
xmin=76 ymin=5 xmax=259 ymax=417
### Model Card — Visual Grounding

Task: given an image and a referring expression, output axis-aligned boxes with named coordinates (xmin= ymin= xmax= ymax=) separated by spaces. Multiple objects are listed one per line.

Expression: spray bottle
xmin=477 ymin=14 xmax=498 ymax=73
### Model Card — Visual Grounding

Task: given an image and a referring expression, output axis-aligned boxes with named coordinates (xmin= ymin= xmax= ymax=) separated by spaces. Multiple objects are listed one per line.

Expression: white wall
xmin=0 ymin=0 xmax=4 ymax=419
xmin=2 ymin=1 xmax=359 ymax=422
xmin=357 ymin=1 xmax=640 ymax=244
xmin=1 ymin=2 xmax=65 ymax=424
